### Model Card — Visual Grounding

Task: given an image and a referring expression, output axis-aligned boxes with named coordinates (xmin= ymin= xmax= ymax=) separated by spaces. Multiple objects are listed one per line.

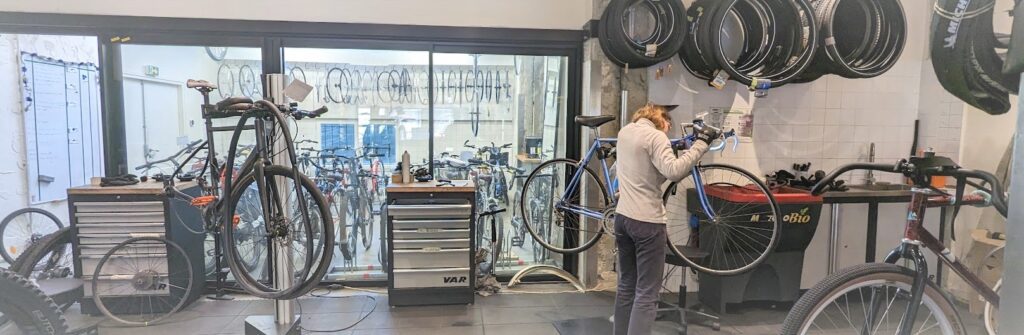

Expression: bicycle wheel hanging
xmin=599 ymin=0 xmax=688 ymax=68
xmin=325 ymin=67 xmax=348 ymax=104
xmin=91 ymin=237 xmax=194 ymax=326
xmin=520 ymin=158 xmax=609 ymax=254
xmin=0 ymin=208 xmax=64 ymax=265
xmin=216 ymin=64 xmax=236 ymax=99
xmin=780 ymin=263 xmax=966 ymax=334
xmin=663 ymin=164 xmax=780 ymax=275
xmin=237 ymin=64 xmax=260 ymax=99
xmin=224 ymin=165 xmax=333 ymax=300
xmin=288 ymin=66 xmax=308 ymax=85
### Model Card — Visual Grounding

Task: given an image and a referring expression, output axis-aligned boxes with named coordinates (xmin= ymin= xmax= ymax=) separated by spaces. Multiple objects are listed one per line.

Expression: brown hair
xmin=632 ymin=103 xmax=672 ymax=131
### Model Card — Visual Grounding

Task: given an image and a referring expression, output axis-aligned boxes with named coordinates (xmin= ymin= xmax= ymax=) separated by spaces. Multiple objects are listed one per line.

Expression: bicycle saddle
xmin=575 ymin=115 xmax=616 ymax=128
xmin=186 ymin=79 xmax=217 ymax=89
xmin=216 ymin=97 xmax=255 ymax=111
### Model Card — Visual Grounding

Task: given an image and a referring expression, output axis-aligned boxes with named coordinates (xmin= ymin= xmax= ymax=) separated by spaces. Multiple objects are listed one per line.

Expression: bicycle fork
xmin=860 ymin=242 xmax=928 ymax=335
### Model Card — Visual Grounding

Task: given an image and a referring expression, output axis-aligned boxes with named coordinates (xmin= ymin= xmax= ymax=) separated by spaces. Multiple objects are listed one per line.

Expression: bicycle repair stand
xmin=207 ymin=230 xmax=234 ymax=301
xmin=245 ymin=73 xmax=301 ymax=335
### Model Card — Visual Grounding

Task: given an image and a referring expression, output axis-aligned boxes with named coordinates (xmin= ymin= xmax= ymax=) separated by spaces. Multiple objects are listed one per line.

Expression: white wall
xmin=0 ymin=34 xmax=99 ymax=225
xmin=648 ymin=0 xmax=964 ymax=292
xmin=3 ymin=0 xmax=591 ymax=30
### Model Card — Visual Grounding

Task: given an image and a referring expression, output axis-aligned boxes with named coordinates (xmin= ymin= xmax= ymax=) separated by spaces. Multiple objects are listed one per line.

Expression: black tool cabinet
xmin=385 ymin=181 xmax=476 ymax=307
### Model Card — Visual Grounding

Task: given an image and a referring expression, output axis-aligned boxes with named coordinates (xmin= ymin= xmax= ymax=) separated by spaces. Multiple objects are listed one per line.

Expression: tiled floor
xmin=38 ymin=288 xmax=988 ymax=335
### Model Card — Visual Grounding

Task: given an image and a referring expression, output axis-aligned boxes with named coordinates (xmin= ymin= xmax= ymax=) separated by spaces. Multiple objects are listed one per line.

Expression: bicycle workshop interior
xmin=0 ymin=0 xmax=1021 ymax=334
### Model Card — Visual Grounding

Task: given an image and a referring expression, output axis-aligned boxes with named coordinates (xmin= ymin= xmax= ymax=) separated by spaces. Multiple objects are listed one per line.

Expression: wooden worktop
xmin=68 ymin=180 xmax=198 ymax=195
xmin=386 ymin=180 xmax=475 ymax=193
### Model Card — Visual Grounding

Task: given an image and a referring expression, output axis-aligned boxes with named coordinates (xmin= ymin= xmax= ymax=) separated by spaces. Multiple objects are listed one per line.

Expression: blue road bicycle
xmin=519 ymin=115 xmax=782 ymax=275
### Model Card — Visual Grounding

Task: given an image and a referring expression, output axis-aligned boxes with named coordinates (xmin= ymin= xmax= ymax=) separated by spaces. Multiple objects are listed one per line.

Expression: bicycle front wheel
xmin=781 ymin=263 xmax=965 ymax=335
xmin=520 ymin=158 xmax=608 ymax=254
xmin=0 ymin=208 xmax=64 ymax=265
xmin=224 ymin=165 xmax=334 ymax=300
xmin=663 ymin=164 xmax=780 ymax=275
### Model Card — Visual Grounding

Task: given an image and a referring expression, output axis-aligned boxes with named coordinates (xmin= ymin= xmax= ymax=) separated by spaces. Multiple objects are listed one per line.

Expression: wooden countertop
xmin=386 ymin=180 xmax=475 ymax=193
xmin=68 ymin=180 xmax=197 ymax=195
xmin=517 ymin=153 xmax=542 ymax=164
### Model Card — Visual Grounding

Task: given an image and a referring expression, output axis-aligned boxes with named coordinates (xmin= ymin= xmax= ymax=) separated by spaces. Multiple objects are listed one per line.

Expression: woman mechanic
xmin=613 ymin=103 xmax=719 ymax=335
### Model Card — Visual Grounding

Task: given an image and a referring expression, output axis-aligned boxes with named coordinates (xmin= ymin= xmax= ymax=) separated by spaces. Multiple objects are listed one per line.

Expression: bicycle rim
xmin=91 ymin=237 xmax=194 ymax=326
xmin=0 ymin=208 xmax=64 ymax=265
xmin=520 ymin=159 xmax=608 ymax=254
xmin=985 ymin=279 xmax=1000 ymax=334
xmin=663 ymin=164 xmax=780 ymax=275
xmin=785 ymin=264 xmax=963 ymax=335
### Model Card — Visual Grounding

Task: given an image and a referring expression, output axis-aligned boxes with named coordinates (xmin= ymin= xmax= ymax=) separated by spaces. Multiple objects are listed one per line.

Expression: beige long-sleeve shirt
xmin=615 ymin=119 xmax=709 ymax=224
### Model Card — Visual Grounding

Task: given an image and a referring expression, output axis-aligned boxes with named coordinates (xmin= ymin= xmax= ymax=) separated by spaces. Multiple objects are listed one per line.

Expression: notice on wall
xmin=708 ymin=107 xmax=753 ymax=142
xmin=21 ymin=52 xmax=102 ymax=203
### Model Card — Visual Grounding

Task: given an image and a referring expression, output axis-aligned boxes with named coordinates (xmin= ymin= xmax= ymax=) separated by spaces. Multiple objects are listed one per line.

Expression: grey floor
xmin=48 ymin=289 xmax=986 ymax=335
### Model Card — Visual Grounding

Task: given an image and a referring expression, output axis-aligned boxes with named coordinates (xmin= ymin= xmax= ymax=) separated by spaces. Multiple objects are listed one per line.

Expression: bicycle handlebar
xmin=135 ymin=140 xmax=205 ymax=171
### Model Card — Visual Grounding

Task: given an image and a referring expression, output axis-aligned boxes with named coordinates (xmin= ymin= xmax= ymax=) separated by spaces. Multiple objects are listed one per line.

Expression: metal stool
xmin=656 ymin=245 xmax=721 ymax=334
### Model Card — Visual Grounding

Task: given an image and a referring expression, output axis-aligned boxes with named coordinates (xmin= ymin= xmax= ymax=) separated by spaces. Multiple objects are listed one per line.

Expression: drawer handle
xmin=416 ymin=228 xmax=440 ymax=233
xmin=422 ymin=247 xmax=442 ymax=252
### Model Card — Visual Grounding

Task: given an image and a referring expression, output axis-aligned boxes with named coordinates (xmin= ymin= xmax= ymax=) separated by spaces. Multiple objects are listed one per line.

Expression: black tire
xmin=10 ymin=227 xmax=73 ymax=281
xmin=662 ymin=164 xmax=781 ymax=276
xmin=780 ymin=263 xmax=966 ymax=335
xmin=224 ymin=165 xmax=333 ymax=300
xmin=331 ymin=189 xmax=355 ymax=262
xmin=520 ymin=159 xmax=609 ymax=254
xmin=0 ymin=269 xmax=67 ymax=335
xmin=600 ymin=0 xmax=688 ymax=68
xmin=1 ymin=208 xmax=64 ymax=265
xmin=91 ymin=237 xmax=194 ymax=326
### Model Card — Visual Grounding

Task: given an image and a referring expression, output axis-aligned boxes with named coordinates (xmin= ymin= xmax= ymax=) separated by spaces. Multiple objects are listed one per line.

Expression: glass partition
xmin=284 ymin=48 xmax=431 ymax=281
xmin=432 ymin=53 xmax=568 ymax=276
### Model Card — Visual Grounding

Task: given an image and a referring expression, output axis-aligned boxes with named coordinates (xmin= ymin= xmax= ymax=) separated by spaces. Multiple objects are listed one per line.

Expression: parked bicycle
xmin=89 ymin=79 xmax=335 ymax=326
xmin=780 ymin=153 xmax=1009 ymax=334
xmin=520 ymin=115 xmax=781 ymax=275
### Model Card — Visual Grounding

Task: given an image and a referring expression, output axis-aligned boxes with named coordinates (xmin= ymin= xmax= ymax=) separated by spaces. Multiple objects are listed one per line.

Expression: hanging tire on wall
xmin=794 ymin=0 xmax=907 ymax=83
xmin=598 ymin=0 xmax=688 ymax=68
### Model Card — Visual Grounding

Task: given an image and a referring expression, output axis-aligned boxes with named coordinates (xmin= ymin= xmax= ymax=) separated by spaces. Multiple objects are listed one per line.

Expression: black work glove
xmin=695 ymin=125 xmax=721 ymax=145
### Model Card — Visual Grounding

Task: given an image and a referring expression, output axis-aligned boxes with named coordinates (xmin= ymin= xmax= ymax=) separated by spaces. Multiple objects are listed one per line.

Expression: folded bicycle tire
xmin=931 ymin=0 xmax=1019 ymax=115
xmin=1003 ymin=1 xmax=1024 ymax=76
xmin=599 ymin=0 xmax=688 ymax=68
xmin=795 ymin=0 xmax=907 ymax=82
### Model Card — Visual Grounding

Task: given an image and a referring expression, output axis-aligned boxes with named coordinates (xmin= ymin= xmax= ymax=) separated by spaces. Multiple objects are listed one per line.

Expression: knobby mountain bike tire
xmin=520 ymin=158 xmax=609 ymax=254
xmin=780 ymin=263 xmax=966 ymax=335
xmin=0 ymin=207 xmax=64 ymax=265
xmin=0 ymin=269 xmax=68 ymax=335
xmin=10 ymin=227 xmax=73 ymax=282
xmin=224 ymin=165 xmax=334 ymax=300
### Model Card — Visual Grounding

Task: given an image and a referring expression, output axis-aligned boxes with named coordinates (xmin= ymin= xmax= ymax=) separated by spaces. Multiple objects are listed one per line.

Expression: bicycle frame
xmin=557 ymin=135 xmax=721 ymax=220
xmin=881 ymin=186 xmax=999 ymax=334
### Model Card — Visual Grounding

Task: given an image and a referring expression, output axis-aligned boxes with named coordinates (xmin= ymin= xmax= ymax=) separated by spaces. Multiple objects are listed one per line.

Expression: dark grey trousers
xmin=613 ymin=214 xmax=666 ymax=335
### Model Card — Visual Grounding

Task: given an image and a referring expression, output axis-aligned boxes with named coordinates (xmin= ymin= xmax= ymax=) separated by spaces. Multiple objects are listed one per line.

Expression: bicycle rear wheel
xmin=663 ymin=164 xmax=780 ymax=275
xmin=780 ymin=263 xmax=965 ymax=335
xmin=520 ymin=158 xmax=608 ymax=254
xmin=91 ymin=237 xmax=194 ymax=326
xmin=224 ymin=165 xmax=333 ymax=300
xmin=0 ymin=208 xmax=64 ymax=265
xmin=10 ymin=227 xmax=73 ymax=281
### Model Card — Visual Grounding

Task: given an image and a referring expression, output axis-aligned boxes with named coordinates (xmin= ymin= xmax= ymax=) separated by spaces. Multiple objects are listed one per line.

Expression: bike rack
xmin=507 ymin=264 xmax=586 ymax=292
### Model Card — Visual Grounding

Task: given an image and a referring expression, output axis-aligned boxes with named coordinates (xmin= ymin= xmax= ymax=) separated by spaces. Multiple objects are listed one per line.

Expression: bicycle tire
xmin=10 ymin=227 xmax=73 ymax=281
xmin=216 ymin=64 xmax=235 ymax=99
xmin=332 ymin=189 xmax=355 ymax=261
xmin=91 ymin=236 xmax=194 ymax=326
xmin=0 ymin=208 xmax=64 ymax=265
xmin=224 ymin=165 xmax=334 ymax=300
xmin=985 ymin=279 xmax=1000 ymax=334
xmin=780 ymin=263 xmax=965 ymax=335
xmin=325 ymin=67 xmax=346 ymax=104
xmin=0 ymin=269 xmax=68 ymax=335
xmin=238 ymin=64 xmax=259 ymax=99
xmin=360 ymin=187 xmax=373 ymax=251
xmin=520 ymin=158 xmax=609 ymax=254
xmin=662 ymin=164 xmax=781 ymax=276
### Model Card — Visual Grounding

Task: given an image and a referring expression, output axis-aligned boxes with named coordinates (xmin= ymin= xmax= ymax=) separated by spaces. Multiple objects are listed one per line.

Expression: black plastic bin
xmin=685 ymin=186 xmax=823 ymax=313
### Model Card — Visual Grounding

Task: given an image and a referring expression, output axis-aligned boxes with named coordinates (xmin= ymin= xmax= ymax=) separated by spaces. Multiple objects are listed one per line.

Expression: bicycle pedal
xmin=191 ymin=195 xmax=217 ymax=207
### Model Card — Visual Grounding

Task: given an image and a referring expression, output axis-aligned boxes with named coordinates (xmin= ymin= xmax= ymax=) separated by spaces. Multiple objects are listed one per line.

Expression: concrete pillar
xmin=998 ymin=74 xmax=1024 ymax=333
xmin=579 ymin=0 xmax=648 ymax=289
